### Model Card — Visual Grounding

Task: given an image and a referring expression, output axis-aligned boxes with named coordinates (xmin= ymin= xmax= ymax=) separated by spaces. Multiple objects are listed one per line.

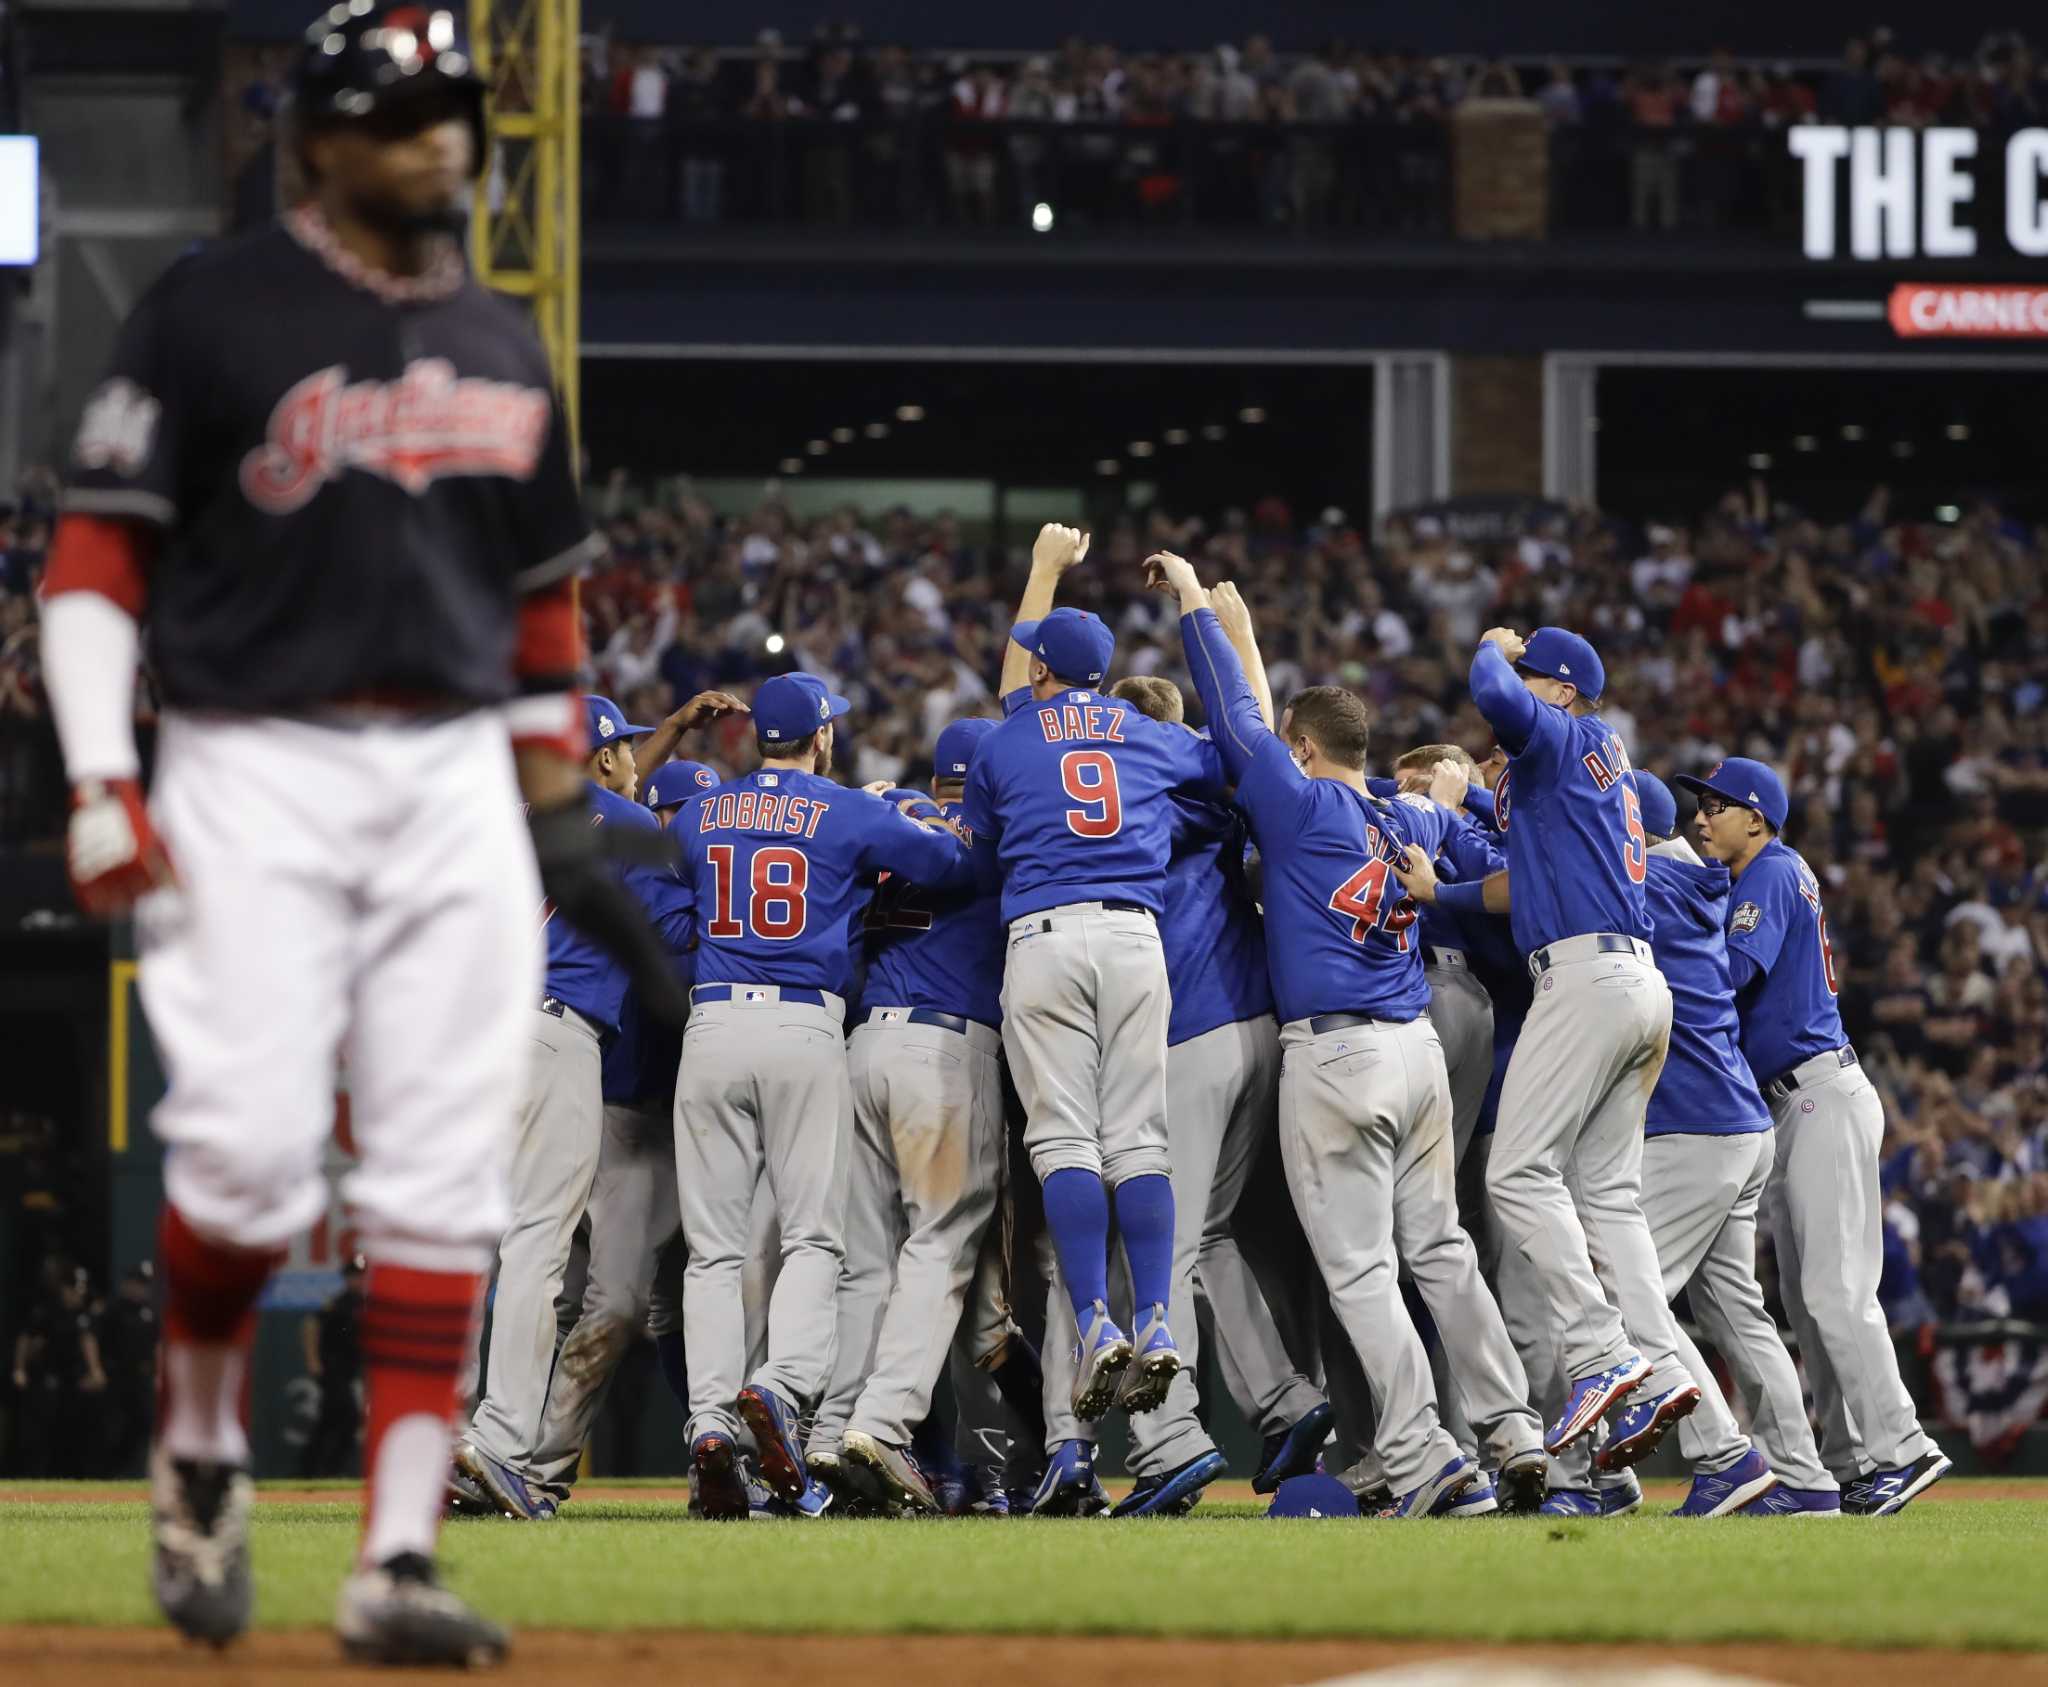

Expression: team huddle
xmin=447 ymin=524 xmax=1954 ymax=1536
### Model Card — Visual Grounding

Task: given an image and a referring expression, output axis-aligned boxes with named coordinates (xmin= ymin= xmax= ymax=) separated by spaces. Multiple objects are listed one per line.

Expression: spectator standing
xmin=1625 ymin=63 xmax=1684 ymax=231
xmin=301 ymin=1256 xmax=367 ymax=1478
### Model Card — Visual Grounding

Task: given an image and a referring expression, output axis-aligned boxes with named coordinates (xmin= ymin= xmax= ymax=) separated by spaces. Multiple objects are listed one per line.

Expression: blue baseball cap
xmin=1633 ymin=770 xmax=1676 ymax=841
xmin=753 ymin=673 xmax=850 ymax=746
xmin=585 ymin=694 xmax=654 ymax=753
xmin=1011 ymin=607 xmax=1115 ymax=688
xmin=885 ymin=787 xmax=945 ymax=820
xmin=1675 ymin=756 xmax=1789 ymax=832
xmin=933 ymin=716 xmax=997 ymax=779
xmin=1517 ymin=627 xmax=1605 ymax=701
xmin=645 ymin=759 xmax=719 ymax=811
xmin=1266 ymin=1474 xmax=1360 ymax=1519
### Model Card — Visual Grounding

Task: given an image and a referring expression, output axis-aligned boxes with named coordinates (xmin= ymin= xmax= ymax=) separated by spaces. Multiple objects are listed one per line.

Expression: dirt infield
xmin=3 ymin=1630 xmax=2047 ymax=1687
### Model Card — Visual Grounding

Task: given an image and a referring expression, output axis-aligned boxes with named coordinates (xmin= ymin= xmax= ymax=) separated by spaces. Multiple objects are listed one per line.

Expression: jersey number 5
xmin=1330 ymin=857 xmax=1416 ymax=950
xmin=706 ymin=844 xmax=810 ymax=940
xmin=1060 ymin=750 xmax=1123 ymax=838
xmin=1621 ymin=785 xmax=1647 ymax=885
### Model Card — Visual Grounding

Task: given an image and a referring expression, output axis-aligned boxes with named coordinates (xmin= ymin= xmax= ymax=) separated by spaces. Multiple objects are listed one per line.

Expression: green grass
xmin=4 ymin=1487 xmax=2045 ymax=1649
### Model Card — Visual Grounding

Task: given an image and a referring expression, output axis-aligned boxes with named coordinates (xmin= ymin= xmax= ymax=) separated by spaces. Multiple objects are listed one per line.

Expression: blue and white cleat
xmin=1545 ymin=1352 xmax=1653 ymax=1453
xmin=1672 ymin=1447 xmax=1779 ymax=1518
xmin=452 ymin=1442 xmax=556 ymax=1521
xmin=1115 ymin=1302 xmax=1182 ymax=1414
xmin=1445 ymin=1471 xmax=1501 ymax=1517
xmin=1070 ymin=1301 xmax=1133 ymax=1420
xmin=1110 ymin=1450 xmax=1227 ymax=1518
xmin=1536 ymin=1487 xmax=1602 ymax=1518
xmin=1028 ymin=1438 xmax=1110 ymax=1516
xmin=690 ymin=1432 xmax=750 ymax=1521
xmin=1739 ymin=1484 xmax=1844 ymax=1518
xmin=1252 ymin=1401 xmax=1334 ymax=1494
xmin=1599 ymin=1471 xmax=1644 ymax=1517
xmin=1379 ymin=1455 xmax=1482 ymax=1519
xmin=735 ymin=1385 xmax=810 ymax=1504
xmin=1596 ymin=1383 xmax=1703 ymax=1472
xmin=1844 ymin=1449 xmax=1952 ymax=1516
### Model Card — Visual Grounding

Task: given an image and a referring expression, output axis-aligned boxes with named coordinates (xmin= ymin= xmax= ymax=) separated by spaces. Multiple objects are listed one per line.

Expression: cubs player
xmin=522 ymin=758 xmax=723 ymax=1508
xmin=32 ymin=3 xmax=692 ymax=1663
xmin=1451 ymin=627 xmax=1696 ymax=1466
xmin=804 ymin=719 xmax=1007 ymax=1513
xmin=1681 ymin=757 xmax=1952 ymax=1515
xmin=964 ymin=557 xmax=1229 ymax=1431
xmin=674 ymin=673 xmax=974 ymax=1518
xmin=1160 ymin=553 xmax=1543 ymax=1518
xmin=456 ymin=698 xmax=702 ymax=1520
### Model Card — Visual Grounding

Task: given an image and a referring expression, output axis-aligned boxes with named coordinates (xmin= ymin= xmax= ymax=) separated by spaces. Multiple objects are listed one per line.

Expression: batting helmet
xmin=291 ymin=2 xmax=488 ymax=174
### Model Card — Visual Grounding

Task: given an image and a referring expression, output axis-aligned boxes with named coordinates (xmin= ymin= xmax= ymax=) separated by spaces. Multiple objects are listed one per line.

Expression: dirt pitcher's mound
xmin=4 ymin=1630 xmax=2048 ymax=1687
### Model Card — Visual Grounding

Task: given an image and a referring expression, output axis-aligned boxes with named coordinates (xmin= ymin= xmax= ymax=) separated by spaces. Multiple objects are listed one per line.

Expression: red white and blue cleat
xmin=1595 ymin=1382 xmax=1703 ymax=1473
xmin=1545 ymin=1352 xmax=1653 ymax=1454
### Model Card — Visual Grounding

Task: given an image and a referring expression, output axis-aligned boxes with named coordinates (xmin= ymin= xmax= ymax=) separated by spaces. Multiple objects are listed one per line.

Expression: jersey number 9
xmin=1060 ymin=750 xmax=1123 ymax=839
xmin=706 ymin=844 xmax=810 ymax=940
xmin=1330 ymin=856 xmax=1416 ymax=950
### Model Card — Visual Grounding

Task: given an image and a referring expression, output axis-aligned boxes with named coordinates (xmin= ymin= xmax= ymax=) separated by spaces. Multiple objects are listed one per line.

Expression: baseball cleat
xmin=1594 ymin=1383 xmax=1702 ymax=1472
xmin=1672 ymin=1448 xmax=1779 ymax=1518
xmin=335 ymin=1551 xmax=508 ymax=1668
xmin=1536 ymin=1487 xmax=1602 ymax=1518
xmin=1028 ymin=1438 xmax=1110 ymax=1517
xmin=444 ymin=1464 xmax=495 ymax=1518
xmin=735 ymin=1385 xmax=810 ymax=1504
xmin=1545 ymin=1352 xmax=1653 ymax=1453
xmin=1843 ymin=1448 xmax=1952 ymax=1516
xmin=690 ymin=1432 xmax=750 ymax=1521
xmin=1496 ymin=1448 xmax=1548 ymax=1514
xmin=452 ymin=1442 xmax=556 ymax=1521
xmin=1738 ymin=1484 xmax=1844 ymax=1518
xmin=1599 ymin=1471 xmax=1645 ymax=1517
xmin=757 ymin=1476 xmax=835 ymax=1519
xmin=966 ymin=1467 xmax=1012 ymax=1516
xmin=1253 ymin=1401 xmax=1334 ymax=1494
xmin=149 ymin=1446 xmax=254 ymax=1648
xmin=1445 ymin=1471 xmax=1501 ymax=1517
xmin=1110 ymin=1450 xmax=1227 ymax=1518
xmin=1069 ymin=1301 xmax=1133 ymax=1421
xmin=844 ymin=1431 xmax=942 ymax=1515
xmin=1379 ymin=1454 xmax=1481 ymax=1519
xmin=1114 ymin=1302 xmax=1182 ymax=1415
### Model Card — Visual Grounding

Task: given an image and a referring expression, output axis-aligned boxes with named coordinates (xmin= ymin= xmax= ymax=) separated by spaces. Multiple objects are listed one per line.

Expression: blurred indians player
xmin=35 ymin=3 xmax=677 ymax=1668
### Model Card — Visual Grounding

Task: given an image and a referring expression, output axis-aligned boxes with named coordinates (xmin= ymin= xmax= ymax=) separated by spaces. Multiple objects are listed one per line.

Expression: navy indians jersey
xmin=62 ymin=209 xmax=598 ymax=710
xmin=1723 ymin=838 xmax=1848 ymax=1083
xmin=543 ymin=783 xmax=695 ymax=1035
xmin=860 ymin=800 xmax=1006 ymax=1028
xmin=1469 ymin=642 xmax=1652 ymax=955
xmin=1182 ymin=610 xmax=1449 ymax=1025
xmin=964 ymin=688 xmax=1227 ymax=923
xmin=682 ymin=769 xmax=972 ymax=997
xmin=1643 ymin=848 xmax=1772 ymax=1137
xmin=1159 ymin=794 xmax=1274 ymax=1046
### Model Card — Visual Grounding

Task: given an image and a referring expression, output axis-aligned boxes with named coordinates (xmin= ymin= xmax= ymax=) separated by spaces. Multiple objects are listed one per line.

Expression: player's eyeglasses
xmin=1696 ymin=795 xmax=1738 ymax=819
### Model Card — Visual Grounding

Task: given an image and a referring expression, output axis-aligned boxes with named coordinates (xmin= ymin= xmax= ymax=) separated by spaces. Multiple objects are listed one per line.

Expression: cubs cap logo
xmin=695 ymin=766 xmax=715 ymax=787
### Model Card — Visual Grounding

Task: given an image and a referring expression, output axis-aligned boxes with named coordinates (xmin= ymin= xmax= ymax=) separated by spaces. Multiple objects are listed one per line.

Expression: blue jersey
xmin=1469 ymin=641 xmax=1652 ymax=955
xmin=1723 ymin=838 xmax=1848 ymax=1084
xmin=859 ymin=799 xmax=1006 ymax=1028
xmin=1160 ymin=794 xmax=1274 ymax=1045
xmin=681 ymin=769 xmax=973 ymax=997
xmin=1182 ymin=609 xmax=1449 ymax=1025
xmin=543 ymin=782 xmax=696 ymax=1035
xmin=1642 ymin=850 xmax=1772 ymax=1137
xmin=963 ymin=687 xmax=1226 ymax=923
xmin=601 ymin=970 xmax=691 ymax=1105
xmin=1419 ymin=811 xmax=1506 ymax=961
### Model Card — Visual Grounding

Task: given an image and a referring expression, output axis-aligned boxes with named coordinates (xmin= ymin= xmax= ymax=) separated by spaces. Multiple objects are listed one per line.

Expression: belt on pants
xmin=1526 ymin=933 xmax=1652 ymax=979
xmin=1425 ymin=947 xmax=1467 ymax=971
xmin=862 ymin=1006 xmax=992 ymax=1036
xmin=1306 ymin=1010 xmax=1403 ymax=1036
xmin=1018 ymin=899 xmax=1150 ymax=934
xmin=1763 ymin=1044 xmax=1858 ymax=1103
xmin=538 ymin=996 xmax=603 ymax=1037
xmin=692 ymin=983 xmax=831 ymax=1008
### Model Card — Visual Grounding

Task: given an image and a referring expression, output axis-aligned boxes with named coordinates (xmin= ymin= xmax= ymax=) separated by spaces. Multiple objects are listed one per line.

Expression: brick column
xmin=1452 ymin=357 xmax=1544 ymax=496
xmin=1451 ymin=98 xmax=1548 ymax=240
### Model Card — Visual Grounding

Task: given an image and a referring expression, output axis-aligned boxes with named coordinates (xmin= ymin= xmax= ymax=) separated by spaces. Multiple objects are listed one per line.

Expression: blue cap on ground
xmin=645 ymin=759 xmax=719 ymax=811
xmin=1516 ymin=627 xmax=1605 ymax=701
xmin=934 ymin=716 xmax=998 ymax=779
xmin=754 ymin=673 xmax=851 ymax=746
xmin=1011 ymin=607 xmax=1116 ymax=688
xmin=1266 ymin=1474 xmax=1360 ymax=1519
xmin=1633 ymin=770 xmax=1677 ymax=841
xmin=1674 ymin=756 xmax=1789 ymax=833
xmin=585 ymin=694 xmax=655 ymax=753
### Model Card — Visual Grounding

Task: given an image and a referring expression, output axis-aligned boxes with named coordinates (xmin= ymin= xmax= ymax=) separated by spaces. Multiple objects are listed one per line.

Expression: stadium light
xmin=1842 ymin=424 xmax=1866 ymax=440
xmin=1936 ymin=505 xmax=1961 ymax=522
xmin=806 ymin=439 xmax=829 ymax=455
xmin=765 ymin=633 xmax=786 ymax=655
xmin=1128 ymin=441 xmax=1155 ymax=458
xmin=895 ymin=404 xmax=925 ymax=422
xmin=1163 ymin=428 xmax=1190 ymax=445
xmin=1238 ymin=406 xmax=1266 ymax=424
xmin=1201 ymin=424 xmax=1227 ymax=441
xmin=831 ymin=427 xmax=855 ymax=444
xmin=1749 ymin=453 xmax=1773 ymax=470
xmin=864 ymin=422 xmax=890 ymax=439
xmin=1794 ymin=435 xmax=1818 ymax=452
xmin=1031 ymin=202 xmax=1055 ymax=233
xmin=779 ymin=457 xmax=803 ymax=474
xmin=1946 ymin=422 xmax=1970 ymax=440
xmin=1095 ymin=458 xmax=1120 ymax=475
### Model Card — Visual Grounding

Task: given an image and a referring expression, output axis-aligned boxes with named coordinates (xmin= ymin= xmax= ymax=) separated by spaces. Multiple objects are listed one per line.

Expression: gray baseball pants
xmin=810 ymin=1013 xmax=1005 ymax=1455
xmin=1488 ymin=940 xmax=1691 ymax=1393
xmin=1426 ymin=956 xmax=1496 ymax=1168
xmin=675 ymin=989 xmax=851 ymax=1445
xmin=1765 ymin=1057 xmax=1934 ymax=1478
xmin=467 ymin=1002 xmax=605 ymax=1472
xmin=1002 ymin=903 xmax=1171 ymax=1186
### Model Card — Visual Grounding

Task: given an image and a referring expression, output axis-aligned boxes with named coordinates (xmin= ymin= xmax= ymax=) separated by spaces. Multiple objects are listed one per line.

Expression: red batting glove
xmin=67 ymin=778 xmax=175 ymax=915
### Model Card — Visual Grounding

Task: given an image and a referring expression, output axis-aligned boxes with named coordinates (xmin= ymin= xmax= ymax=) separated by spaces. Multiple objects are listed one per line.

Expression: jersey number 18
xmin=706 ymin=844 xmax=810 ymax=940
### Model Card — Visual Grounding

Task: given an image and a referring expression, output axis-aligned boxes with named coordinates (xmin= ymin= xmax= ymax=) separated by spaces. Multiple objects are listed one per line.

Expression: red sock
xmin=359 ymin=1263 xmax=483 ymax=1567
xmin=155 ymin=1205 xmax=280 ymax=1464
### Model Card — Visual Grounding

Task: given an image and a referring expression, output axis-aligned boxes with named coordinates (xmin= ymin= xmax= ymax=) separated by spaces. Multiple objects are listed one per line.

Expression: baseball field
xmin=4 ymin=1478 xmax=2046 ymax=1686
